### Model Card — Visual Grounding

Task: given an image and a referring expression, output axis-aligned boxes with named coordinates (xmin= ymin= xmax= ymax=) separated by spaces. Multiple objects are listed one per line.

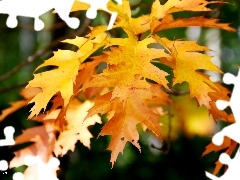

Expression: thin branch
xmin=0 ymin=83 xmax=27 ymax=93
xmin=0 ymin=18 xmax=90 ymax=83
xmin=75 ymin=18 xmax=91 ymax=38
xmin=0 ymin=37 xmax=61 ymax=82
xmin=150 ymin=141 xmax=169 ymax=154
xmin=162 ymin=87 xmax=190 ymax=96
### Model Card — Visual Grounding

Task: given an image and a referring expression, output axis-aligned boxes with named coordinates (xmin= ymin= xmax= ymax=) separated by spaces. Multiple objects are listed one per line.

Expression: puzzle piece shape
xmin=79 ymin=0 xmax=122 ymax=30
xmin=0 ymin=0 xmax=122 ymax=31
xmin=0 ymin=126 xmax=15 ymax=146
xmin=205 ymin=69 xmax=240 ymax=179
xmin=0 ymin=158 xmax=24 ymax=180
xmin=206 ymin=148 xmax=240 ymax=180
xmin=0 ymin=0 xmax=79 ymax=31
xmin=211 ymin=70 xmax=240 ymax=145
xmin=12 ymin=172 xmax=24 ymax=180
xmin=0 ymin=159 xmax=8 ymax=171
xmin=216 ymin=70 xmax=240 ymax=120
xmin=23 ymin=155 xmax=60 ymax=180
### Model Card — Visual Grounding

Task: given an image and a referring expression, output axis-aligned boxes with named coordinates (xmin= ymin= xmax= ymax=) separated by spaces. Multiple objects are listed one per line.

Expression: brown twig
xmin=0 ymin=37 xmax=62 ymax=82
xmin=0 ymin=83 xmax=27 ymax=93
xmin=162 ymin=87 xmax=190 ymax=96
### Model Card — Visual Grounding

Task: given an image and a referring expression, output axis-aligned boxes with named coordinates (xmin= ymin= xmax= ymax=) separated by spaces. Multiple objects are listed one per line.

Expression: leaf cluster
xmin=0 ymin=0 xmax=237 ymax=177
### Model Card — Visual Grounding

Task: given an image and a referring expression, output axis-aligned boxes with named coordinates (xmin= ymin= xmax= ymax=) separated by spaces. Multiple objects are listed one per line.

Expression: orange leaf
xmin=153 ymin=15 xmax=236 ymax=33
xmin=202 ymin=137 xmax=238 ymax=175
xmin=150 ymin=0 xmax=216 ymax=20
xmin=87 ymin=89 xmax=165 ymax=166
xmin=35 ymin=99 xmax=101 ymax=156
xmin=83 ymin=37 xmax=169 ymax=90
xmin=0 ymin=87 xmax=41 ymax=121
xmin=214 ymin=139 xmax=237 ymax=175
xmin=99 ymin=99 xmax=142 ymax=167
xmin=203 ymin=137 xmax=231 ymax=156
xmin=10 ymin=124 xmax=56 ymax=168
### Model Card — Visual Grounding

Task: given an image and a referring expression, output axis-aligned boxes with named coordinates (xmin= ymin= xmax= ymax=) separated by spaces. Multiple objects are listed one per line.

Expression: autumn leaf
xmin=212 ymin=139 xmax=238 ymax=175
xmin=203 ymin=137 xmax=232 ymax=156
xmin=1 ymin=0 xmax=237 ymax=171
xmin=155 ymin=36 xmax=222 ymax=108
xmin=27 ymin=50 xmax=79 ymax=119
xmin=54 ymin=99 xmax=101 ymax=156
xmin=0 ymin=88 xmax=41 ymax=121
xmin=97 ymin=95 xmax=142 ymax=166
xmin=108 ymin=0 xmax=235 ymax=36
xmin=27 ymin=31 xmax=108 ymax=121
xmin=203 ymin=137 xmax=238 ymax=175
xmin=151 ymin=0 xmax=215 ymax=21
xmin=108 ymin=0 xmax=151 ymax=35
xmin=10 ymin=124 xmax=56 ymax=168
xmin=80 ymin=35 xmax=175 ymax=165
xmin=83 ymin=37 xmax=169 ymax=90
xmin=86 ymin=91 xmax=164 ymax=166
xmin=62 ymin=33 xmax=108 ymax=63
xmin=33 ymin=99 xmax=101 ymax=156
xmin=74 ymin=57 xmax=104 ymax=95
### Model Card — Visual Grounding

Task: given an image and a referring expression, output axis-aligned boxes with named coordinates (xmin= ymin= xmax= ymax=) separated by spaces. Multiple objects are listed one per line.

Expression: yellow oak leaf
xmin=27 ymin=50 xmax=79 ymax=118
xmin=74 ymin=57 xmax=103 ymax=95
xmin=83 ymin=37 xmax=169 ymax=91
xmin=155 ymin=36 xmax=222 ymax=108
xmin=80 ymin=35 xmax=174 ymax=166
xmin=108 ymin=0 xmax=152 ymax=35
xmin=62 ymin=32 xmax=108 ymax=63
xmin=71 ymin=0 xmax=90 ymax=12
xmin=151 ymin=0 xmax=215 ymax=20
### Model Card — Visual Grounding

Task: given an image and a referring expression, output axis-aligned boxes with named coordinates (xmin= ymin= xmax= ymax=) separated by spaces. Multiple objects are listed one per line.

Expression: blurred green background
xmin=0 ymin=0 xmax=239 ymax=179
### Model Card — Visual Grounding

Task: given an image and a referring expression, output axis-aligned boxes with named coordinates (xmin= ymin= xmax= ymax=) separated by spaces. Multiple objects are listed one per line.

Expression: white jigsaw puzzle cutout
xmin=0 ymin=126 xmax=60 ymax=180
xmin=0 ymin=126 xmax=25 ymax=180
xmin=0 ymin=126 xmax=15 ymax=146
xmin=0 ymin=0 xmax=122 ymax=31
xmin=23 ymin=155 xmax=60 ymax=180
xmin=205 ymin=69 xmax=240 ymax=179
